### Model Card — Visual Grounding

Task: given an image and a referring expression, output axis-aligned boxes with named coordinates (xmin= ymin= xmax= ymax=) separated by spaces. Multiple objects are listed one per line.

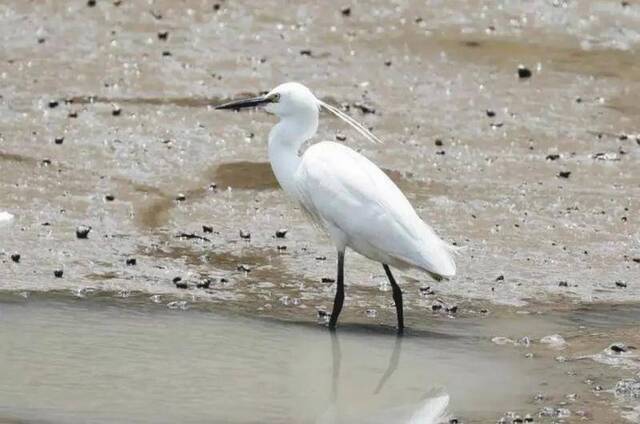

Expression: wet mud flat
xmin=0 ymin=0 xmax=639 ymax=422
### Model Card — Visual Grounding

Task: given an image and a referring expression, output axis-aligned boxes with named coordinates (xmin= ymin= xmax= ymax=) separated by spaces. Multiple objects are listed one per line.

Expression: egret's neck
xmin=268 ymin=111 xmax=318 ymax=196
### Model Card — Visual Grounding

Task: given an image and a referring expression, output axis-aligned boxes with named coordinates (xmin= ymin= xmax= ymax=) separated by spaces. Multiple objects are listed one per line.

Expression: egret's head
xmin=216 ymin=81 xmax=383 ymax=144
xmin=215 ymin=82 xmax=319 ymax=118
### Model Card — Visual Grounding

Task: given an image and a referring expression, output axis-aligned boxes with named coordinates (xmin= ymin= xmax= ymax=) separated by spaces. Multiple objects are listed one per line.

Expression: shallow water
xmin=0 ymin=294 xmax=639 ymax=423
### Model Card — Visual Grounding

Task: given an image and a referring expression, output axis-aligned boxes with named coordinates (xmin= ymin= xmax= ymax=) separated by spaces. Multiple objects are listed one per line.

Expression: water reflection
xmin=320 ymin=333 xmax=450 ymax=424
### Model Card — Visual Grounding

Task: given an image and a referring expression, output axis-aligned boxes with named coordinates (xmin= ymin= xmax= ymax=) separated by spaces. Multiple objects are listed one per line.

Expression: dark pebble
xmin=126 ymin=258 xmax=137 ymax=266
xmin=237 ymin=264 xmax=251 ymax=272
xmin=157 ymin=31 xmax=169 ymax=41
xmin=558 ymin=281 xmax=568 ymax=287
xmin=37 ymin=37 xmax=46 ymax=44
xmin=431 ymin=303 xmax=442 ymax=311
xmin=48 ymin=100 xmax=59 ymax=108
xmin=213 ymin=3 xmax=221 ymax=11
xmin=615 ymin=281 xmax=627 ymax=288
xmin=196 ymin=279 xmax=211 ymax=289
xmin=446 ymin=305 xmax=458 ymax=314
xmin=54 ymin=269 xmax=64 ymax=278
xmin=175 ymin=193 xmax=186 ymax=201
xmin=54 ymin=137 xmax=64 ymax=145
xmin=275 ymin=229 xmax=288 ymax=238
xmin=558 ymin=171 xmax=571 ymax=178
xmin=276 ymin=245 xmax=287 ymax=251
xmin=162 ymin=51 xmax=172 ymax=56
xmin=436 ymin=150 xmax=446 ymax=155
xmin=335 ymin=133 xmax=347 ymax=141
xmin=495 ymin=275 xmax=504 ymax=281
xmin=321 ymin=277 xmax=335 ymax=283
xmin=111 ymin=107 xmax=121 ymax=116
xmin=41 ymin=159 xmax=51 ymax=166
xmin=11 ymin=253 xmax=20 ymax=263
xmin=341 ymin=6 xmax=351 ymax=16
xmin=209 ymin=183 xmax=217 ymax=191
xmin=518 ymin=65 xmax=532 ymax=79
xmin=434 ymin=139 xmax=443 ymax=146
xmin=239 ymin=230 xmax=251 ymax=239
xmin=419 ymin=286 xmax=434 ymax=295
xmin=87 ymin=0 xmax=96 ymax=6
xmin=486 ymin=109 xmax=496 ymax=117
xmin=173 ymin=277 xmax=188 ymax=289
xmin=353 ymin=102 xmax=375 ymax=114
xmin=546 ymin=154 xmax=560 ymax=161
xmin=105 ymin=194 xmax=115 ymax=201
xmin=300 ymin=49 xmax=312 ymax=56
xmin=317 ymin=310 xmax=329 ymax=319
xmin=633 ymin=258 xmax=640 ymax=263
xmin=176 ymin=232 xmax=210 ymax=242
xmin=384 ymin=60 xmax=392 ymax=67
xmin=68 ymin=111 xmax=78 ymax=118
xmin=202 ymin=225 xmax=213 ymax=233
xmin=449 ymin=419 xmax=459 ymax=424
xmin=610 ymin=343 xmax=627 ymax=353
xmin=76 ymin=225 xmax=91 ymax=239
xmin=315 ymin=256 xmax=327 ymax=260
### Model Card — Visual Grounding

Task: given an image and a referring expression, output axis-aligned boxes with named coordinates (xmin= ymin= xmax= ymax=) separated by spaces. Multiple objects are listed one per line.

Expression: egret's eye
xmin=271 ymin=93 xmax=281 ymax=103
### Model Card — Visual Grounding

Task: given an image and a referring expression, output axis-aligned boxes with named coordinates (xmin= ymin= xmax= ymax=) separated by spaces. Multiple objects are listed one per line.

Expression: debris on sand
xmin=126 ymin=258 xmax=137 ymax=266
xmin=202 ymin=225 xmax=213 ymax=233
xmin=557 ymin=171 xmax=571 ymax=179
xmin=54 ymin=269 xmax=64 ymax=278
xmin=275 ymin=228 xmax=288 ymax=238
xmin=517 ymin=65 xmax=532 ymax=79
xmin=176 ymin=232 xmax=210 ymax=242
xmin=11 ymin=253 xmax=20 ymax=263
xmin=76 ymin=225 xmax=91 ymax=239
xmin=239 ymin=230 xmax=251 ymax=239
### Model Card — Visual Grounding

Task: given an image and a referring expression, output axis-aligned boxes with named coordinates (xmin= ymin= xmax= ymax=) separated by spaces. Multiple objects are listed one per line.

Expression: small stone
xmin=558 ymin=281 xmax=568 ymax=287
xmin=275 ymin=228 xmax=288 ymax=238
xmin=446 ymin=305 xmax=458 ymax=314
xmin=321 ymin=277 xmax=335 ymax=283
xmin=239 ymin=229 xmax=251 ymax=239
xmin=213 ymin=3 xmax=220 ymax=11
xmin=524 ymin=414 xmax=534 ymax=422
xmin=546 ymin=153 xmax=560 ymax=161
xmin=610 ymin=343 xmax=627 ymax=353
xmin=341 ymin=6 xmax=351 ymax=16
xmin=157 ymin=31 xmax=169 ymax=41
xmin=335 ymin=133 xmax=347 ymax=141
xmin=202 ymin=225 xmax=213 ymax=233
xmin=300 ymin=49 xmax=312 ymax=56
xmin=353 ymin=102 xmax=376 ymax=114
xmin=431 ymin=303 xmax=442 ymax=311
xmin=162 ymin=51 xmax=171 ymax=56
xmin=54 ymin=269 xmax=63 ymax=278
xmin=10 ymin=253 xmax=20 ymax=263
xmin=517 ymin=65 xmax=532 ymax=78
xmin=175 ymin=193 xmax=186 ymax=201
xmin=54 ymin=137 xmax=64 ymax=145
xmin=558 ymin=171 xmax=571 ymax=178
xmin=384 ymin=60 xmax=392 ymax=67
xmin=68 ymin=111 xmax=78 ymax=118
xmin=196 ymin=279 xmax=211 ymax=289
xmin=173 ymin=277 xmax=188 ymax=289
xmin=434 ymin=139 xmax=443 ymax=146
xmin=495 ymin=275 xmax=504 ymax=281
xmin=237 ymin=264 xmax=251 ymax=272
xmin=48 ymin=100 xmax=59 ymax=108
xmin=105 ymin=194 xmax=115 ymax=201
xmin=419 ymin=286 xmax=434 ymax=296
xmin=315 ymin=256 xmax=326 ymax=260
xmin=126 ymin=258 xmax=137 ymax=266
xmin=76 ymin=225 xmax=91 ymax=239
xmin=615 ymin=280 xmax=627 ymax=288
xmin=486 ymin=109 xmax=496 ymax=117
xmin=87 ymin=0 xmax=96 ymax=6
xmin=276 ymin=245 xmax=287 ymax=251
xmin=111 ymin=106 xmax=121 ymax=116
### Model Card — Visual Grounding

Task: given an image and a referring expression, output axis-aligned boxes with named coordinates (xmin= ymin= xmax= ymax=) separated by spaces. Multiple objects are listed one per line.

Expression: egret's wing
xmin=296 ymin=142 xmax=456 ymax=277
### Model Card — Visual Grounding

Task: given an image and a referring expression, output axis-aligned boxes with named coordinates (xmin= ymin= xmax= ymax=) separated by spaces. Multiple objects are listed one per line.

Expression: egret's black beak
xmin=215 ymin=95 xmax=271 ymax=110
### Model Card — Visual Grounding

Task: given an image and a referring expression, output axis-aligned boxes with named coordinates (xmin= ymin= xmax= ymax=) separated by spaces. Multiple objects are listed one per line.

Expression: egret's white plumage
xmin=217 ymin=81 xmax=459 ymax=331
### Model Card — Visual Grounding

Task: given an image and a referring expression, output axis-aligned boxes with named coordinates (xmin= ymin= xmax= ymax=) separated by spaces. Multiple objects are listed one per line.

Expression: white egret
xmin=216 ymin=82 xmax=459 ymax=333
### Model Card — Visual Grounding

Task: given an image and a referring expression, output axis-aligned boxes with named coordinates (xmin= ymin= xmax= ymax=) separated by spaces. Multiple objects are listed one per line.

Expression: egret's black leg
xmin=383 ymin=264 xmax=404 ymax=334
xmin=329 ymin=251 xmax=345 ymax=330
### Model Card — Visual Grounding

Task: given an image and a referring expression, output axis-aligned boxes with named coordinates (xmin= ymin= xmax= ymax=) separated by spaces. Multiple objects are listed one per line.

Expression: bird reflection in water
xmin=316 ymin=333 xmax=451 ymax=424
